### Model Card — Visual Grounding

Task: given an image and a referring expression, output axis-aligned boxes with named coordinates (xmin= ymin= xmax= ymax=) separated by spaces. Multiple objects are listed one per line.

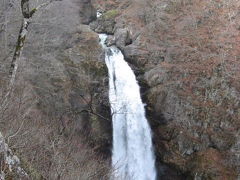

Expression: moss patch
xmin=103 ymin=9 xmax=119 ymax=19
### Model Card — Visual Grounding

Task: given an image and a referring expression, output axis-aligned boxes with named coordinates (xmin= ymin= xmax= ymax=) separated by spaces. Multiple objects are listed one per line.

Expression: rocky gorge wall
xmin=0 ymin=0 xmax=239 ymax=179
xmin=91 ymin=0 xmax=240 ymax=179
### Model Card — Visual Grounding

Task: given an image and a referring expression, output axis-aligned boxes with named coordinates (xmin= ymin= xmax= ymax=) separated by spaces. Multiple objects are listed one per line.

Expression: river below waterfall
xmin=99 ymin=34 xmax=157 ymax=180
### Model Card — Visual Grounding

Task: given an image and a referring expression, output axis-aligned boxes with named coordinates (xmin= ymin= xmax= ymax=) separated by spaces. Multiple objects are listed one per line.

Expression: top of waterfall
xmin=97 ymin=11 xmax=102 ymax=18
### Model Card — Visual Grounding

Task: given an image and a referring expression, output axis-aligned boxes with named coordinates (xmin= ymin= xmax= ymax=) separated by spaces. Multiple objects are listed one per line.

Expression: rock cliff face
xmin=91 ymin=0 xmax=240 ymax=179
xmin=0 ymin=0 xmax=239 ymax=179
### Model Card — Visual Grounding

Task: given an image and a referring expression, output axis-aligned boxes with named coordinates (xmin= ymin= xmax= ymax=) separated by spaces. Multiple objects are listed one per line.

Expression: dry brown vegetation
xmin=0 ymin=0 xmax=111 ymax=179
xmin=93 ymin=0 xmax=240 ymax=178
xmin=0 ymin=69 xmax=111 ymax=179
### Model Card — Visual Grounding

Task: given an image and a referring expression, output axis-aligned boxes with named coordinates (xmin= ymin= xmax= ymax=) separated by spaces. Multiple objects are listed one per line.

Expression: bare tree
xmin=0 ymin=1 xmax=113 ymax=179
xmin=0 ymin=1 xmax=53 ymax=179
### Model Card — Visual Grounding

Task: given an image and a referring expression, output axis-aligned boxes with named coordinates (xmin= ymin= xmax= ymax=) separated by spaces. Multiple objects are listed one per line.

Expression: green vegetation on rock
xmin=103 ymin=9 xmax=119 ymax=19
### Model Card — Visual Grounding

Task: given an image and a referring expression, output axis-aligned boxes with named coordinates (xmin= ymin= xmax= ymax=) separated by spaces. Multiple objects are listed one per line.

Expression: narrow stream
xmin=99 ymin=33 xmax=157 ymax=180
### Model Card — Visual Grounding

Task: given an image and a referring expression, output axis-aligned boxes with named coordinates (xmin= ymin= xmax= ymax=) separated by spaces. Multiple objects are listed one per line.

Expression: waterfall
xmin=99 ymin=34 xmax=157 ymax=180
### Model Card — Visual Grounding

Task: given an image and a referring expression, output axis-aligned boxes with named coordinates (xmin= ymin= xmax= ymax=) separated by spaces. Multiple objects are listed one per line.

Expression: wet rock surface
xmin=89 ymin=10 xmax=117 ymax=34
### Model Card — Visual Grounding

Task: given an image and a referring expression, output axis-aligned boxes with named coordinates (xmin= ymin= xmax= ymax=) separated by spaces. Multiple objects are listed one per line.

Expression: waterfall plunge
xmin=99 ymin=34 xmax=156 ymax=180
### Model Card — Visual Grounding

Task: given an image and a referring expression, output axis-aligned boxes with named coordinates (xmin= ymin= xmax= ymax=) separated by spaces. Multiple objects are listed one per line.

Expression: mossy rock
xmin=102 ymin=9 xmax=119 ymax=20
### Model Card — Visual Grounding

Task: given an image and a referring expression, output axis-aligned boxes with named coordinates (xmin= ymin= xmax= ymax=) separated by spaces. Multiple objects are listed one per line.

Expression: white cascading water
xmin=99 ymin=34 xmax=157 ymax=180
